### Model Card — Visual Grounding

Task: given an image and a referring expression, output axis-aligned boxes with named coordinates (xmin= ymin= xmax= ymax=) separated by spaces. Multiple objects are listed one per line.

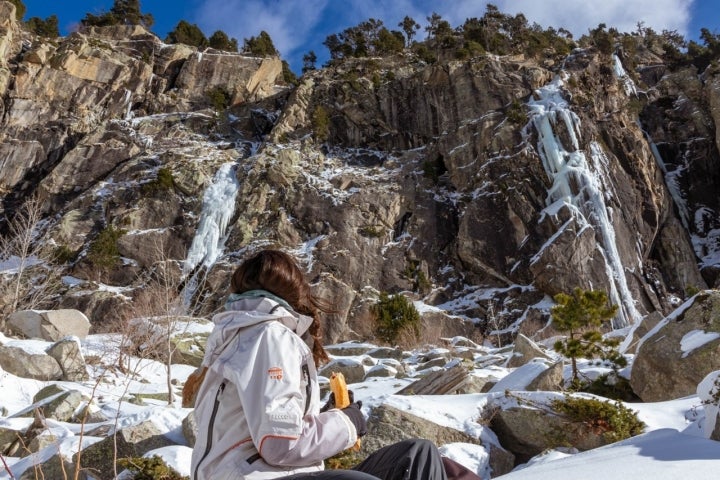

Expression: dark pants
xmin=284 ymin=439 xmax=448 ymax=480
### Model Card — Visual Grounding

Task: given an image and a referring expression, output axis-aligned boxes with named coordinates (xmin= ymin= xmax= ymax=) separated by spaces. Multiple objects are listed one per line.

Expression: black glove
xmin=320 ymin=390 xmax=355 ymax=412
xmin=340 ymin=402 xmax=367 ymax=437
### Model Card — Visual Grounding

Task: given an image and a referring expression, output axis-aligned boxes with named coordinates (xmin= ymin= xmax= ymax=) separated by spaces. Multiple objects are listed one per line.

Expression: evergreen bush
xmin=206 ymin=86 xmax=232 ymax=111
xmin=372 ymin=292 xmax=420 ymax=345
xmin=143 ymin=167 xmax=175 ymax=194
xmin=118 ymin=455 xmax=189 ymax=480
xmin=311 ymin=105 xmax=330 ymax=142
xmin=551 ymin=395 xmax=645 ymax=443
xmin=87 ymin=225 xmax=125 ymax=269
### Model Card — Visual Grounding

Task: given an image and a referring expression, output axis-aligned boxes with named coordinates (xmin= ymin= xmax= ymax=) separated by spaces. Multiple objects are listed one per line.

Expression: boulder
xmin=74 ymin=420 xmax=176 ymax=480
xmin=324 ymin=342 xmax=376 ymax=357
xmin=46 ymin=337 xmax=89 ymax=381
xmin=365 ymin=363 xmax=397 ymax=378
xmin=0 ymin=344 xmax=62 ymax=380
xmin=182 ymin=410 xmax=197 ymax=447
xmin=318 ymin=358 xmax=366 ymax=384
xmin=506 ymin=333 xmax=553 ymax=368
xmin=631 ymin=291 xmax=720 ymax=401
xmin=697 ymin=370 xmax=720 ymax=441
xmin=363 ymin=404 xmax=515 ymax=477
xmin=367 ymin=346 xmax=405 ymax=361
xmin=489 ymin=359 xmax=563 ymax=393
xmin=7 ymin=309 xmax=90 ymax=341
xmin=15 ymin=385 xmax=86 ymax=422
xmin=487 ymin=393 xmax=614 ymax=463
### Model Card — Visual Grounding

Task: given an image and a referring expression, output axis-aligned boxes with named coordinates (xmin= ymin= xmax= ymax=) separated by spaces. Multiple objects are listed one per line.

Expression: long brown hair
xmin=230 ymin=249 xmax=330 ymax=365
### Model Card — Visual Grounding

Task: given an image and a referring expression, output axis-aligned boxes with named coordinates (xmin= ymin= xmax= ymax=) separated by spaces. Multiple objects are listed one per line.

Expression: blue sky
xmin=20 ymin=0 xmax=719 ymax=73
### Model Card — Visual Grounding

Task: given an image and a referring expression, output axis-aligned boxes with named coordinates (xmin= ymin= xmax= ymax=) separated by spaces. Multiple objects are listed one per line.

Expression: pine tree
xmin=81 ymin=0 xmax=154 ymax=28
xmin=26 ymin=14 xmax=59 ymax=38
xmin=110 ymin=0 xmax=154 ymax=27
xmin=302 ymin=50 xmax=317 ymax=73
xmin=243 ymin=31 xmax=277 ymax=56
xmin=208 ymin=30 xmax=238 ymax=52
xmin=551 ymin=288 xmax=619 ymax=386
xmin=166 ymin=20 xmax=208 ymax=48
xmin=398 ymin=16 xmax=420 ymax=47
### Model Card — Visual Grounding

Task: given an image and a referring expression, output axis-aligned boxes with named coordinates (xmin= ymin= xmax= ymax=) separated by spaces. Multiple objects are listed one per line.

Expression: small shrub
xmin=311 ymin=105 xmax=330 ymax=142
xmin=506 ymin=99 xmax=528 ymax=125
xmin=359 ymin=225 xmax=384 ymax=238
xmin=551 ymin=395 xmax=645 ymax=443
xmin=52 ymin=244 xmax=76 ymax=264
xmin=413 ymin=44 xmax=436 ymax=64
xmin=416 ymin=270 xmax=432 ymax=294
xmin=373 ymin=292 xmax=420 ymax=345
xmin=686 ymin=285 xmax=701 ymax=297
xmin=282 ymin=60 xmax=298 ymax=86
xmin=118 ymin=455 xmax=189 ymax=480
xmin=581 ymin=373 xmax=640 ymax=402
xmin=325 ymin=449 xmax=363 ymax=469
xmin=87 ymin=225 xmax=125 ymax=269
xmin=143 ymin=167 xmax=175 ymax=194
xmin=206 ymin=86 xmax=232 ymax=111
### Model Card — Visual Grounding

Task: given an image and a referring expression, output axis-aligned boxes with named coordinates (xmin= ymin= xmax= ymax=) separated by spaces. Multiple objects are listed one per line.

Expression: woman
xmin=190 ymin=249 xmax=451 ymax=480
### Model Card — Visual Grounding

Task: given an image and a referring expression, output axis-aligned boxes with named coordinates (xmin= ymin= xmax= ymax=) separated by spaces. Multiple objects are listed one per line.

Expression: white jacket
xmin=191 ymin=294 xmax=358 ymax=480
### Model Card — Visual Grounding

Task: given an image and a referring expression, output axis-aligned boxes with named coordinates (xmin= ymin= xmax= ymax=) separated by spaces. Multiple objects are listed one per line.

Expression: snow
xmin=495 ymin=429 xmax=720 ymax=480
xmin=1 ymin=326 xmax=720 ymax=480
xmin=680 ymin=330 xmax=720 ymax=358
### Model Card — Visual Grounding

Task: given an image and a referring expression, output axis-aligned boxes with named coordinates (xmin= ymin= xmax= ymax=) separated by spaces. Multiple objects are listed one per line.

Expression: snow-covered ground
xmin=1 ymin=328 xmax=719 ymax=480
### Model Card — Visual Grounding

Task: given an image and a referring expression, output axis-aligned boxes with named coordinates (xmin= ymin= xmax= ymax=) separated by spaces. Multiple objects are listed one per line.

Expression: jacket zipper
xmin=302 ymin=364 xmax=311 ymax=414
xmin=193 ymin=380 xmax=226 ymax=480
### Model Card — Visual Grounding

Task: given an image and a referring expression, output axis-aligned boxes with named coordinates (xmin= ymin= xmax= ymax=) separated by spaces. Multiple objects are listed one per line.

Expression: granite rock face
xmin=0 ymin=6 xmax=718 ymax=349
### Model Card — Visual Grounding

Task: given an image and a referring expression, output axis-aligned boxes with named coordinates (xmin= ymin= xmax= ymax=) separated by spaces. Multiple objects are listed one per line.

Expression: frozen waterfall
xmin=528 ymin=74 xmax=642 ymax=329
xmin=181 ymin=162 xmax=240 ymax=304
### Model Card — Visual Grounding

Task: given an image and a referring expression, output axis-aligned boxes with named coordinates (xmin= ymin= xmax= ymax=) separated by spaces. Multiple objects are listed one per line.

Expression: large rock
xmin=506 ymin=334 xmax=553 ymax=368
xmin=318 ymin=358 xmax=367 ymax=384
xmin=363 ymin=404 xmax=515 ymax=477
xmin=489 ymin=359 xmax=563 ymax=393
xmin=12 ymin=385 xmax=86 ymax=422
xmin=74 ymin=420 xmax=176 ymax=480
xmin=630 ymin=291 xmax=720 ymax=402
xmin=7 ymin=309 xmax=90 ymax=341
xmin=173 ymin=52 xmax=283 ymax=108
xmin=0 ymin=344 xmax=62 ymax=380
xmin=46 ymin=337 xmax=89 ymax=381
xmin=487 ymin=393 xmax=618 ymax=463
xmin=697 ymin=370 xmax=720 ymax=441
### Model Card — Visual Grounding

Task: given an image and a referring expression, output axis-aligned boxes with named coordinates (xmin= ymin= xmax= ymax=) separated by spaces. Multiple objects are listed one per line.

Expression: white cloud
xmin=193 ymin=0 xmax=329 ymax=58
xmin=434 ymin=0 xmax=694 ymax=38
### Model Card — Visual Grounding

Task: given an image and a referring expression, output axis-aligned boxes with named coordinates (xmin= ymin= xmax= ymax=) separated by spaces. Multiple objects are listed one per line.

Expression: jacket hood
xmin=202 ymin=293 xmax=313 ymax=366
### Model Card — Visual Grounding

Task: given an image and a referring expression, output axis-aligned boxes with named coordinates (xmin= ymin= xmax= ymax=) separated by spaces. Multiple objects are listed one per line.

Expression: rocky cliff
xmin=1 ymin=1 xmax=718 ymax=344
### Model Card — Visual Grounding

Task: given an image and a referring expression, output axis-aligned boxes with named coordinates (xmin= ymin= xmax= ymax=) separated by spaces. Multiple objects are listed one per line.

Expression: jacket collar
xmin=221 ymin=290 xmax=313 ymax=337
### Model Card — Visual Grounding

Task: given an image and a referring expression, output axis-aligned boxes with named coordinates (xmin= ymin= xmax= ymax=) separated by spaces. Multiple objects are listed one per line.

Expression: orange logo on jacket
xmin=268 ymin=367 xmax=283 ymax=380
